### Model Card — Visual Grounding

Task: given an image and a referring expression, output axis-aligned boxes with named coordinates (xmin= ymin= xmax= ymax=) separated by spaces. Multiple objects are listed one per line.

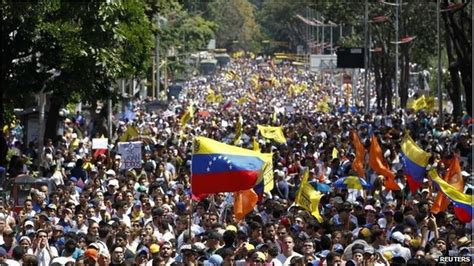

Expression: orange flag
xmin=234 ymin=189 xmax=258 ymax=221
xmin=432 ymin=156 xmax=464 ymax=214
xmin=368 ymin=136 xmax=400 ymax=190
xmin=351 ymin=130 xmax=366 ymax=177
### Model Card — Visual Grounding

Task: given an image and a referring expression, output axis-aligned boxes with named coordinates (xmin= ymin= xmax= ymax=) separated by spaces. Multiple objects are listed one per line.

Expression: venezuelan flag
xmin=428 ymin=168 xmax=473 ymax=223
xmin=191 ymin=137 xmax=266 ymax=195
xmin=401 ymin=133 xmax=431 ymax=193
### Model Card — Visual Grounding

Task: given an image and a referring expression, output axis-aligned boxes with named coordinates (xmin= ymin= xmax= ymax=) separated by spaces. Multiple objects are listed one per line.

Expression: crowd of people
xmin=0 ymin=56 xmax=472 ymax=266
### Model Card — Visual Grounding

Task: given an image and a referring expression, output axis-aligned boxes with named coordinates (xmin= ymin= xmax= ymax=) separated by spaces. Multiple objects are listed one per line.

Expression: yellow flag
xmin=296 ymin=168 xmax=323 ymax=222
xmin=180 ymin=106 xmax=194 ymax=126
xmin=409 ymin=95 xmax=436 ymax=112
xmin=252 ymin=137 xmax=260 ymax=151
xmin=206 ymin=90 xmax=216 ymax=103
xmin=250 ymin=74 xmax=260 ymax=89
xmin=262 ymin=153 xmax=274 ymax=192
xmin=296 ymin=168 xmax=310 ymax=202
xmin=119 ymin=126 xmax=140 ymax=142
xmin=272 ymin=110 xmax=278 ymax=124
xmin=225 ymin=70 xmax=241 ymax=81
xmin=237 ymin=96 xmax=248 ymax=105
xmin=257 ymin=125 xmax=286 ymax=144
xmin=233 ymin=115 xmax=243 ymax=145
xmin=332 ymin=147 xmax=339 ymax=159
xmin=215 ymin=93 xmax=223 ymax=103
xmin=316 ymin=99 xmax=331 ymax=113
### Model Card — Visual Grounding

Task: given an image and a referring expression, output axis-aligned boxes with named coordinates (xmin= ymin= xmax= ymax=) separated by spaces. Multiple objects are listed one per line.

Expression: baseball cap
xmin=47 ymin=204 xmax=57 ymax=210
xmin=105 ymin=169 xmax=116 ymax=176
xmin=208 ymin=254 xmax=224 ymax=265
xmin=24 ymin=220 xmax=35 ymax=227
xmin=150 ymin=244 xmax=160 ymax=254
xmin=53 ymin=225 xmax=64 ymax=232
xmin=108 ymin=179 xmax=119 ymax=188
xmin=137 ymin=247 xmax=149 ymax=256
xmin=244 ymin=243 xmax=255 ymax=251
xmin=360 ymin=228 xmax=372 ymax=238
xmin=19 ymin=236 xmax=31 ymax=246
xmin=391 ymin=231 xmax=405 ymax=243
xmin=252 ymin=251 xmax=266 ymax=262
xmin=88 ymin=243 xmax=100 ymax=250
xmin=364 ymin=246 xmax=375 ymax=254
xmin=85 ymin=248 xmax=98 ymax=261
xmin=364 ymin=205 xmax=376 ymax=212
xmin=225 ymin=225 xmax=237 ymax=233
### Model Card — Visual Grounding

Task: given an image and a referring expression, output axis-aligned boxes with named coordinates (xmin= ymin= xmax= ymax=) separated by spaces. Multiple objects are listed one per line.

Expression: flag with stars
xmin=191 ymin=137 xmax=267 ymax=195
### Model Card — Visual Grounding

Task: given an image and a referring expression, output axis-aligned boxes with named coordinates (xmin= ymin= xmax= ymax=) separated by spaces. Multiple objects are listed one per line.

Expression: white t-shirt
xmin=35 ymin=246 xmax=59 ymax=266
xmin=276 ymin=252 xmax=302 ymax=265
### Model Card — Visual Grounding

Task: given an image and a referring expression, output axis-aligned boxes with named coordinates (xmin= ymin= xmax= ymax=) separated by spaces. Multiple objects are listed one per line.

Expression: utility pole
xmin=37 ymin=90 xmax=46 ymax=170
xmin=395 ymin=0 xmax=400 ymax=109
xmin=364 ymin=0 xmax=369 ymax=113
xmin=321 ymin=25 xmax=325 ymax=54
xmin=108 ymin=86 xmax=113 ymax=141
xmin=437 ymin=0 xmax=443 ymax=124
xmin=155 ymin=14 xmax=161 ymax=100
xmin=330 ymin=24 xmax=333 ymax=54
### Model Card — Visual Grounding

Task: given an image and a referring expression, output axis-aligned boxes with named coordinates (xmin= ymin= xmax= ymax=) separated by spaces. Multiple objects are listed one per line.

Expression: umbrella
xmin=333 ymin=176 xmax=371 ymax=190
xmin=309 ymin=181 xmax=332 ymax=193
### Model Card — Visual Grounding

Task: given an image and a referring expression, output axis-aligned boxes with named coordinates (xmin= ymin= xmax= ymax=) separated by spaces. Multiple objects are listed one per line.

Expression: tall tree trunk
xmin=0 ymin=77 xmax=7 ymax=167
xmin=44 ymin=94 xmax=62 ymax=143
xmin=399 ymin=44 xmax=410 ymax=109
xmin=380 ymin=53 xmax=387 ymax=110
xmin=0 ymin=94 xmax=8 ymax=167
xmin=443 ymin=0 xmax=472 ymax=117
xmin=460 ymin=60 xmax=472 ymax=116
xmin=373 ymin=53 xmax=382 ymax=110
xmin=442 ymin=11 xmax=463 ymax=119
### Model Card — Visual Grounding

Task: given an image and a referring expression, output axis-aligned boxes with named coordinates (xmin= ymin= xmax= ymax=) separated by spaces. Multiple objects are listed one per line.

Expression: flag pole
xmin=189 ymin=136 xmax=194 ymax=243
xmin=188 ymin=199 xmax=193 ymax=243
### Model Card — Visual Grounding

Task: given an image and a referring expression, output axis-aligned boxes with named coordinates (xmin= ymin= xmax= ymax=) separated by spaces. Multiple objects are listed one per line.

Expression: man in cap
xmin=133 ymin=246 xmax=150 ymax=266
xmin=204 ymin=231 xmax=222 ymax=257
xmin=181 ymin=244 xmax=199 ymax=265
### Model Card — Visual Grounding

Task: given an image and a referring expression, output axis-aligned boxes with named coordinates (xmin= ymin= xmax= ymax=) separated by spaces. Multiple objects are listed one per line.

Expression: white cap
xmin=108 ymin=179 xmax=119 ymax=188
xmin=377 ymin=218 xmax=387 ymax=229
xmin=105 ymin=169 xmax=116 ymax=176
xmin=24 ymin=220 xmax=35 ymax=227
xmin=391 ymin=231 xmax=405 ymax=243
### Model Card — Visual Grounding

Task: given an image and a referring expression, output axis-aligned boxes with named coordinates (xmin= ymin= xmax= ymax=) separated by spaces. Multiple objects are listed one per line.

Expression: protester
xmin=0 ymin=55 xmax=472 ymax=265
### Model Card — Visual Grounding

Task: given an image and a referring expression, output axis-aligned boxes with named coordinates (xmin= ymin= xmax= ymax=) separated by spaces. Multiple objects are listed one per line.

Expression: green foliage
xmin=209 ymin=0 xmax=262 ymax=51
xmin=1 ymin=0 xmax=155 ymax=113
xmin=257 ymin=0 xmax=306 ymax=49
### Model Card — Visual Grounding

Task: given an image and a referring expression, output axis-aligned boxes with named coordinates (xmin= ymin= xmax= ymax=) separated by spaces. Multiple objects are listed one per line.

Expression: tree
xmin=209 ymin=0 xmax=262 ymax=51
xmin=1 ymin=0 xmax=155 ymax=166
xmin=441 ymin=0 xmax=472 ymax=118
